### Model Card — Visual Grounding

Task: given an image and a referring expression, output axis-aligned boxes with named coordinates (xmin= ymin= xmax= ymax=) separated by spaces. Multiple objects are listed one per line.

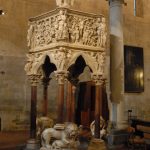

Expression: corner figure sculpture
xmin=40 ymin=122 xmax=78 ymax=150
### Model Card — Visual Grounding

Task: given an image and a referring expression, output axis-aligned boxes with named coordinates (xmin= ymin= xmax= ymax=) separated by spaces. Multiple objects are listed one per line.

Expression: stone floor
xmin=0 ymin=131 xmax=146 ymax=150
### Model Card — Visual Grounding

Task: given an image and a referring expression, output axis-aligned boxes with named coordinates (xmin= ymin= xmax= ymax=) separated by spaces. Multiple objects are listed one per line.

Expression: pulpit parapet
xmin=27 ymin=8 xmax=107 ymax=52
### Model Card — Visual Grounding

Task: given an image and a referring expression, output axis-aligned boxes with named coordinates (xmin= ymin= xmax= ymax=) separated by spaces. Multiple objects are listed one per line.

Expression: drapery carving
xmin=27 ymin=9 xmax=107 ymax=51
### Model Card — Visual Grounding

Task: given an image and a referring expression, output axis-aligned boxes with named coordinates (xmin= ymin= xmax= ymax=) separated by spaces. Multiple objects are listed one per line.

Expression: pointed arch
xmin=32 ymin=53 xmax=57 ymax=75
xmin=67 ymin=52 xmax=97 ymax=73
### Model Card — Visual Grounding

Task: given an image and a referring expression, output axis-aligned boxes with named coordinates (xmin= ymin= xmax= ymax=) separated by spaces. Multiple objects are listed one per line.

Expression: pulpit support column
xmin=26 ymin=74 xmax=41 ymax=150
xmin=42 ymin=77 xmax=50 ymax=116
xmin=55 ymin=71 xmax=68 ymax=124
xmin=92 ymin=74 xmax=104 ymax=139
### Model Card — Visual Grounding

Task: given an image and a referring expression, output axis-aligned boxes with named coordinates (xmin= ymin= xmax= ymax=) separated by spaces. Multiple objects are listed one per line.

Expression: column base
xmin=88 ymin=138 xmax=107 ymax=150
xmin=25 ymin=139 xmax=40 ymax=150
xmin=107 ymin=129 xmax=128 ymax=148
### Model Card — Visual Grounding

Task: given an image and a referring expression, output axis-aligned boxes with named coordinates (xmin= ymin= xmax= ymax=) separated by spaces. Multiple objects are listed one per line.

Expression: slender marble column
xmin=71 ymin=85 xmax=76 ymax=122
xmin=66 ymin=81 xmax=72 ymax=122
xmin=26 ymin=74 xmax=41 ymax=150
xmin=55 ymin=71 xmax=68 ymax=124
xmin=92 ymin=74 xmax=103 ymax=139
xmin=42 ymin=77 xmax=50 ymax=116
xmin=108 ymin=0 xmax=126 ymax=129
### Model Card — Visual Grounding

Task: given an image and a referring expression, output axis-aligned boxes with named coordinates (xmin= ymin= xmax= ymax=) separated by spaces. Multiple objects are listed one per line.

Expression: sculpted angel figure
xmin=56 ymin=0 xmax=74 ymax=7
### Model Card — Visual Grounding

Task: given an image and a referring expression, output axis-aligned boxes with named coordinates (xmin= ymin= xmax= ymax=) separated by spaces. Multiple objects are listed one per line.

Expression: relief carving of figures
xmin=28 ymin=10 xmax=107 ymax=49
xmin=55 ymin=10 xmax=69 ymax=40
xmin=90 ymin=52 xmax=105 ymax=74
xmin=53 ymin=48 xmax=66 ymax=71
xmin=24 ymin=53 xmax=43 ymax=75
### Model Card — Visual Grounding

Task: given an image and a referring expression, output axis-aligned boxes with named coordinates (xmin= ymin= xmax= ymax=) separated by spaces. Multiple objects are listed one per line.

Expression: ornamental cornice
xmin=29 ymin=42 xmax=105 ymax=53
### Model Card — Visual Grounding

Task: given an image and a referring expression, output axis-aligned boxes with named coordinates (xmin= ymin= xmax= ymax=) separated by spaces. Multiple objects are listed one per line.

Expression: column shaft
xmin=94 ymin=85 xmax=102 ymax=138
xmin=30 ymin=86 xmax=37 ymax=139
xmin=57 ymin=84 xmax=64 ymax=123
xmin=66 ymin=81 xmax=72 ymax=122
xmin=71 ymin=86 xmax=76 ymax=122
xmin=43 ymin=84 xmax=48 ymax=116
xmin=109 ymin=0 xmax=126 ymax=128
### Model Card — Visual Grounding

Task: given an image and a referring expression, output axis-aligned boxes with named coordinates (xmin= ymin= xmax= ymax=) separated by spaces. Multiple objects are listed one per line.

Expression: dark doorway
xmin=75 ymin=82 xmax=109 ymax=127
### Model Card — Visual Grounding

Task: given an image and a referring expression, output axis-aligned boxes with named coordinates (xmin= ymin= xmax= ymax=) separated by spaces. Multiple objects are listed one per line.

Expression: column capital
xmin=28 ymin=74 xmax=41 ymax=86
xmin=91 ymin=73 xmax=104 ymax=86
xmin=55 ymin=70 xmax=68 ymax=85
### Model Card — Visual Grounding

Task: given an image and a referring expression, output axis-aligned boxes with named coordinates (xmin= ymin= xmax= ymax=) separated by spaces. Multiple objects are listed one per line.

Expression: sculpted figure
xmin=36 ymin=117 xmax=54 ymax=140
xmin=90 ymin=116 xmax=107 ymax=139
xmin=56 ymin=0 xmax=74 ymax=7
xmin=56 ymin=10 xmax=68 ymax=40
xmin=27 ymin=24 xmax=34 ymax=48
xmin=40 ymin=122 xmax=78 ymax=150
xmin=97 ymin=17 xmax=107 ymax=47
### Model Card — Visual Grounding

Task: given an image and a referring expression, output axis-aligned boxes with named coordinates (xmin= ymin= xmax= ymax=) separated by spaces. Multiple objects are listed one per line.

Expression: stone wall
xmin=123 ymin=0 xmax=150 ymax=121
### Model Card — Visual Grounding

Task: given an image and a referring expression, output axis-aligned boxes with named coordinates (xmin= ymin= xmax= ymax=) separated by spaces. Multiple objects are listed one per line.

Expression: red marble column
xmin=71 ymin=86 xmax=76 ymax=122
xmin=66 ymin=81 xmax=72 ymax=122
xmin=28 ymin=75 xmax=40 ymax=139
xmin=94 ymin=84 xmax=102 ymax=138
xmin=55 ymin=71 xmax=68 ymax=124
xmin=30 ymin=86 xmax=37 ymax=138
xmin=42 ymin=78 xmax=50 ymax=116
xmin=92 ymin=74 xmax=103 ymax=139
xmin=57 ymin=83 xmax=65 ymax=123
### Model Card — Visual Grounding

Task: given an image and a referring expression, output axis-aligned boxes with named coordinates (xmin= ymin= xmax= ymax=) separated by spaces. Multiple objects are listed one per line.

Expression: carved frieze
xmin=27 ymin=9 xmax=107 ymax=51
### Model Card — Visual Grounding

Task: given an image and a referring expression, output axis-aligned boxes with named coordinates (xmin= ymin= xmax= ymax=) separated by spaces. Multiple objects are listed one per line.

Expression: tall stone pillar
xmin=42 ymin=77 xmax=50 ymax=116
xmin=108 ymin=0 xmax=126 ymax=129
xmin=92 ymin=74 xmax=103 ymax=139
xmin=26 ymin=74 xmax=41 ymax=150
xmin=55 ymin=71 xmax=68 ymax=124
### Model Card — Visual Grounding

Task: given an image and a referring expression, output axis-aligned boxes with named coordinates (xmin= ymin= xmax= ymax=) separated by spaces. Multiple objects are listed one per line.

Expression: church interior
xmin=0 ymin=0 xmax=150 ymax=150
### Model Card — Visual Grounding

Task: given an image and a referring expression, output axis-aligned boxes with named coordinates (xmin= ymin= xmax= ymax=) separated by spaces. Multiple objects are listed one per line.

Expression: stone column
xmin=71 ymin=85 xmax=76 ymax=122
xmin=26 ymin=74 xmax=41 ymax=150
xmin=42 ymin=77 xmax=50 ymax=116
xmin=55 ymin=71 xmax=68 ymax=124
xmin=92 ymin=74 xmax=103 ymax=139
xmin=66 ymin=81 xmax=72 ymax=122
xmin=108 ymin=0 xmax=126 ymax=129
